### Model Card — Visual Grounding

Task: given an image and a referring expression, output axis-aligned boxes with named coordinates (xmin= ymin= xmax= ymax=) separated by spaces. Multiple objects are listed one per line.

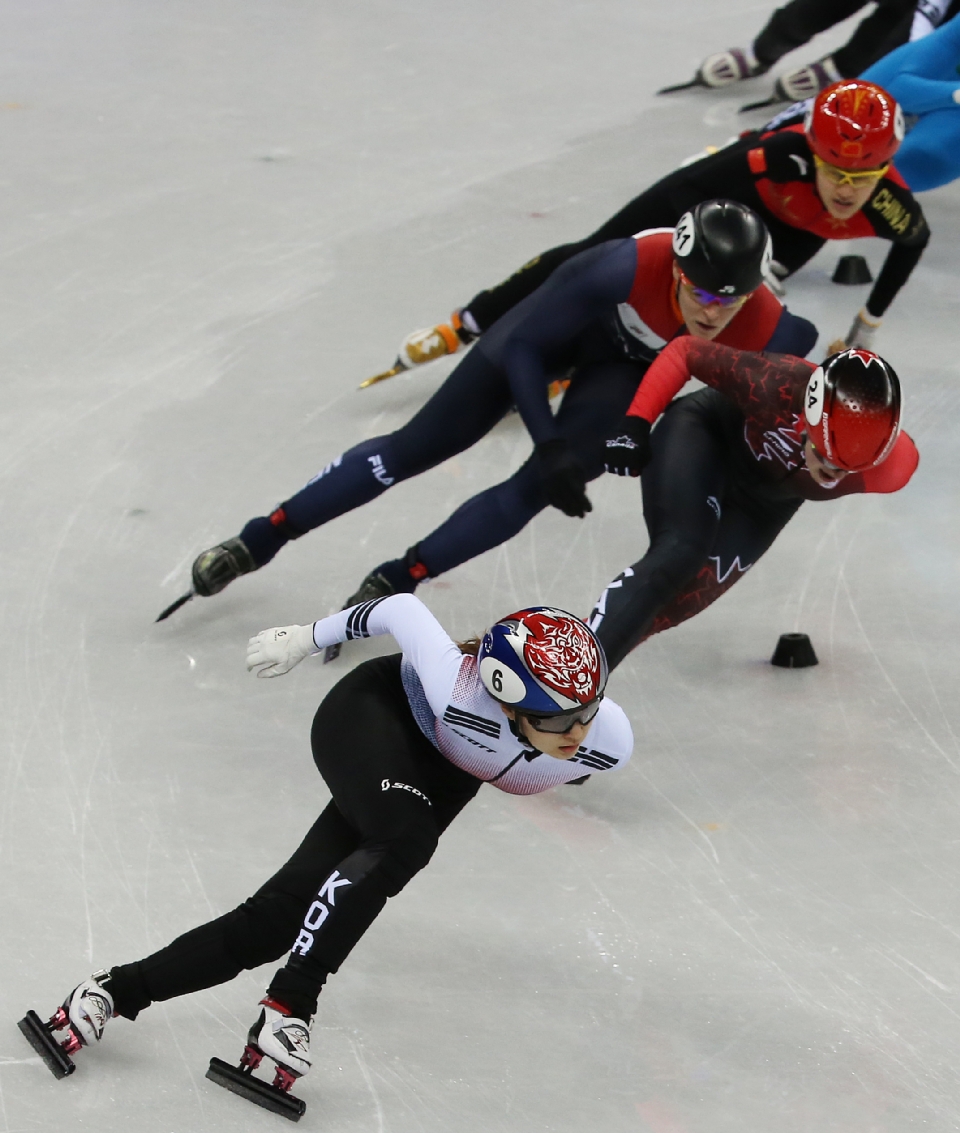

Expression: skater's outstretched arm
xmin=247 ymin=593 xmax=464 ymax=712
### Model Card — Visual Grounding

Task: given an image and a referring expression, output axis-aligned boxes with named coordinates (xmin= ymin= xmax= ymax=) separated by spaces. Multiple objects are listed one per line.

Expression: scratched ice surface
xmin=1 ymin=2 xmax=959 ymax=1130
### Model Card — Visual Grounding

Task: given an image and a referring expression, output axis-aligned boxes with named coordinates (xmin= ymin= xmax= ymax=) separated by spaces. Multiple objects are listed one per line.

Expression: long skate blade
xmin=18 ymin=1012 xmax=76 ymax=1079
xmin=322 ymin=642 xmax=342 ymax=664
xmin=156 ymin=590 xmax=195 ymax=622
xmin=739 ymin=94 xmax=782 ymax=112
xmin=359 ymin=361 xmax=405 ymax=389
xmin=206 ymin=1058 xmax=306 ymax=1122
xmin=657 ymin=78 xmax=702 ymax=94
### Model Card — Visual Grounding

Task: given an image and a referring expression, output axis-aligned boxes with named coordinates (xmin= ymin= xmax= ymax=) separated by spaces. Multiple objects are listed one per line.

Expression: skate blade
xmin=739 ymin=94 xmax=782 ymax=112
xmin=18 ymin=1011 xmax=76 ymax=1079
xmin=657 ymin=78 xmax=703 ymax=94
xmin=358 ymin=361 xmax=405 ymax=389
xmin=206 ymin=1057 xmax=306 ymax=1122
xmin=156 ymin=590 xmax=195 ymax=622
xmin=322 ymin=642 xmax=342 ymax=664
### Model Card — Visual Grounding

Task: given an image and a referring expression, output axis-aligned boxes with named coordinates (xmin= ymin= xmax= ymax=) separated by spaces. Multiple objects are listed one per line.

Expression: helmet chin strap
xmin=506 ymin=713 xmax=543 ymax=756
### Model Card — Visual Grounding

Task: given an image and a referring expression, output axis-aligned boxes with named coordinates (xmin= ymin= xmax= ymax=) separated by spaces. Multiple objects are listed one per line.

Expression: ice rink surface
xmin=2 ymin=1 xmax=960 ymax=1129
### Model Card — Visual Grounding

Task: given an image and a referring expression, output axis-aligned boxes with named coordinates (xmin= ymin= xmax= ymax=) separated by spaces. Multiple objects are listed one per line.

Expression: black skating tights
xmin=106 ymin=656 xmax=481 ymax=1023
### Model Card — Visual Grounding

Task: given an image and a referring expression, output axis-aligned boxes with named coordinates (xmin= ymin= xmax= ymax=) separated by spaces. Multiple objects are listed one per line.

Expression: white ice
xmin=2 ymin=2 xmax=960 ymax=1130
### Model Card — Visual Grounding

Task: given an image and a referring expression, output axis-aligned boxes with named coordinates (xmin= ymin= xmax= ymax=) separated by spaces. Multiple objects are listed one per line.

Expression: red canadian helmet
xmin=803 ymin=349 xmax=901 ymax=472
xmin=805 ymin=80 xmax=904 ymax=170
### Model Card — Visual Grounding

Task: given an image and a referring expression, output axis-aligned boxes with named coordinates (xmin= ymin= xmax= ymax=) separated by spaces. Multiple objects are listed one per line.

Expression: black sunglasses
xmin=522 ymin=699 xmax=602 ymax=734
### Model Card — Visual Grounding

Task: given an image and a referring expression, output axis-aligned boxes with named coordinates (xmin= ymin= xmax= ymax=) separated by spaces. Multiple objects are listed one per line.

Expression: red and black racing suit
xmin=464 ymin=123 xmax=930 ymax=332
xmin=587 ymin=338 xmax=919 ymax=670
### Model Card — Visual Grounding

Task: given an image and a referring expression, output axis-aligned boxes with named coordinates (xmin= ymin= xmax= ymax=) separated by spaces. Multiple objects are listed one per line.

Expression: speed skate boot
xmin=323 ymin=567 xmax=398 ymax=663
xmin=19 ymin=971 xmax=114 ymax=1079
xmin=359 ymin=309 xmax=480 ymax=387
xmin=206 ymin=997 xmax=310 ymax=1122
xmin=741 ymin=55 xmax=842 ymax=111
xmin=158 ymin=535 xmax=259 ymax=621
xmin=772 ymin=56 xmax=841 ymax=103
xmin=698 ymin=47 xmax=765 ymax=87
xmin=192 ymin=537 xmax=257 ymax=597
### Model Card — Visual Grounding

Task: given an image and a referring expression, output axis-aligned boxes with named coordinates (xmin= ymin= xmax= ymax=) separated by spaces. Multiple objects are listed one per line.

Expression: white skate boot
xmin=773 ymin=55 xmax=842 ymax=102
xmin=699 ymin=47 xmax=765 ymax=87
xmin=206 ymin=996 xmax=312 ymax=1118
xmin=62 ymin=971 xmax=115 ymax=1046
xmin=18 ymin=969 xmax=114 ymax=1078
xmin=245 ymin=997 xmax=312 ymax=1085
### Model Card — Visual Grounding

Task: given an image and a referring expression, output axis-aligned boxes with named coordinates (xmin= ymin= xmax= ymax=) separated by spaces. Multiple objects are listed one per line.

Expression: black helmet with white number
xmin=672 ymin=199 xmax=772 ymax=297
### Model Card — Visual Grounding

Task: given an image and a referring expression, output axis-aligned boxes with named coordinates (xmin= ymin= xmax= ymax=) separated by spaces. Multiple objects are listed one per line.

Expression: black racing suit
xmin=105 ymin=656 xmax=482 ymax=1023
xmin=463 ymin=126 xmax=929 ymax=331
xmin=750 ymin=0 xmax=959 ymax=75
xmin=586 ymin=339 xmax=919 ymax=670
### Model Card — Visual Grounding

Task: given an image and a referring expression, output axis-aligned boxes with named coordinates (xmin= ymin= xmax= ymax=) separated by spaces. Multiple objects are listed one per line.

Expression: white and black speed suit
xmin=102 ymin=596 xmax=632 ymax=1025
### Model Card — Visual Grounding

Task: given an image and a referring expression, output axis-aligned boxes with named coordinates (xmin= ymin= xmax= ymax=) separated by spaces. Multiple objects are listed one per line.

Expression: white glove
xmin=246 ymin=624 xmax=317 ymax=677
xmin=845 ymin=308 xmax=882 ymax=350
xmin=828 ymin=308 xmax=882 ymax=355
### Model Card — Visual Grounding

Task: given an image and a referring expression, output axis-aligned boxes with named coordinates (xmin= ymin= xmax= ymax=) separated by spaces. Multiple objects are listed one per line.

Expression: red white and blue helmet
xmin=478 ymin=607 xmax=608 ymax=716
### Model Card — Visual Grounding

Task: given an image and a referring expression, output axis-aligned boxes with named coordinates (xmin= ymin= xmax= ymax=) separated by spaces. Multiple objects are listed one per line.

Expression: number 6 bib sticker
xmin=479 ymin=656 xmax=527 ymax=702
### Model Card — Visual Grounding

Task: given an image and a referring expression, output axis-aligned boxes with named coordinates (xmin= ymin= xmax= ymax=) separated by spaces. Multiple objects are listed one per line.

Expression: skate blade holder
xmin=207 ymin=1057 xmax=306 ymax=1122
xmin=18 ymin=1010 xmax=79 ymax=1079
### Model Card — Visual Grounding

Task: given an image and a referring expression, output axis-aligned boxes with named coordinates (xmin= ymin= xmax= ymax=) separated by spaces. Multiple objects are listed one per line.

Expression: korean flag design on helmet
xmin=478 ymin=607 xmax=608 ymax=716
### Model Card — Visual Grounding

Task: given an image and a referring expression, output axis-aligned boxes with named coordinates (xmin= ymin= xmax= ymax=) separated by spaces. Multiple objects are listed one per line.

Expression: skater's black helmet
xmin=672 ymin=199 xmax=772 ymax=297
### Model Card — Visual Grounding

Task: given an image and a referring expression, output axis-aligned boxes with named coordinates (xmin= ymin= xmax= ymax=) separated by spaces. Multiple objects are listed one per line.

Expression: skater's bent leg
xmin=237 ymin=351 xmax=513 ymax=566
xmin=396 ymin=463 xmax=548 ymax=581
xmin=752 ymin=0 xmax=868 ymax=67
xmin=891 ymin=110 xmax=960 ymax=194
xmin=463 ymin=180 xmax=692 ymax=331
xmin=464 ymin=241 xmax=588 ymax=332
xmin=372 ymin=359 xmax=643 ymax=586
xmin=638 ymin=494 xmax=801 ymax=645
xmin=106 ymin=804 xmax=361 ymax=1020
xmin=832 ymin=1 xmax=913 ymax=75
xmin=268 ymin=658 xmax=480 ymax=1017
xmin=588 ymin=396 xmax=728 ymax=669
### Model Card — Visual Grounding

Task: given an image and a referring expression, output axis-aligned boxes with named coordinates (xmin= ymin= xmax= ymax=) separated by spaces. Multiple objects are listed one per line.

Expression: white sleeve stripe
xmin=345 ymin=596 xmax=390 ymax=640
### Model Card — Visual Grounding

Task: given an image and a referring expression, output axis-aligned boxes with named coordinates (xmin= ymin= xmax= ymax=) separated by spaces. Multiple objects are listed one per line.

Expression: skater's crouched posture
xmin=25 ymin=599 xmax=631 ymax=1111
xmin=592 ymin=344 xmax=918 ymax=669
xmin=175 ymin=201 xmax=816 ymax=620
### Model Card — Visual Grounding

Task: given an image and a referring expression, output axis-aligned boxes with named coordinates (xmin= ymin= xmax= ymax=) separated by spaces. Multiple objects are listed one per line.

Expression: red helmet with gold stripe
xmin=805 ymin=80 xmax=904 ymax=170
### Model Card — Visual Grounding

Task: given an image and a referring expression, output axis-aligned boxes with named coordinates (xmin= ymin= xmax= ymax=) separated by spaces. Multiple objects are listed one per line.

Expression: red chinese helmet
xmin=803 ymin=350 xmax=901 ymax=472
xmin=805 ymin=80 xmax=904 ymax=170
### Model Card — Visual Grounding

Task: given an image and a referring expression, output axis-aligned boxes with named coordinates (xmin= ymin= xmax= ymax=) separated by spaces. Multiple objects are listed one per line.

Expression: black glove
xmin=604 ymin=417 xmax=652 ymax=477
xmin=536 ymin=439 xmax=592 ymax=518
